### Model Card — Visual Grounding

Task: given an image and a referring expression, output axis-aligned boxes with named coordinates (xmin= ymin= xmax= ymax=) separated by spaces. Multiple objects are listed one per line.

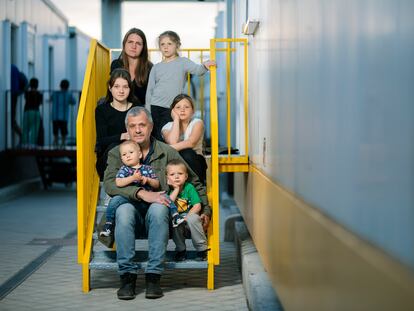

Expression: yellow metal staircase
xmin=76 ymin=38 xmax=249 ymax=292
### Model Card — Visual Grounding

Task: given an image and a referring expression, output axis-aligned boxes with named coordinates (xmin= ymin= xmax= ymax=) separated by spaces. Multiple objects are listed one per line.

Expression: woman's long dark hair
xmin=105 ymin=68 xmax=137 ymax=104
xmin=120 ymin=28 xmax=151 ymax=86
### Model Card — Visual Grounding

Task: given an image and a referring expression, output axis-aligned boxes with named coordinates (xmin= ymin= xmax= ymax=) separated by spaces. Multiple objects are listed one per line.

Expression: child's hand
xmin=167 ymin=178 xmax=180 ymax=189
xmin=133 ymin=170 xmax=143 ymax=183
xmin=171 ymin=109 xmax=179 ymax=121
xmin=120 ymin=132 xmax=130 ymax=140
xmin=203 ymin=60 xmax=216 ymax=69
xmin=167 ymin=178 xmax=175 ymax=187
xmin=141 ymin=176 xmax=148 ymax=185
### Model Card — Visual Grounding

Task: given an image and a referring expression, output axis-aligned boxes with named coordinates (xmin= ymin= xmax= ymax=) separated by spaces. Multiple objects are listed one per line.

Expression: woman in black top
xmin=95 ymin=69 xmax=138 ymax=179
xmin=110 ymin=28 xmax=152 ymax=107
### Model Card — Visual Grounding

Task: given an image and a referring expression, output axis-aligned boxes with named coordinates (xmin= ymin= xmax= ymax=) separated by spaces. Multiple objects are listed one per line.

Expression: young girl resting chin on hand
xmin=162 ymin=94 xmax=207 ymax=184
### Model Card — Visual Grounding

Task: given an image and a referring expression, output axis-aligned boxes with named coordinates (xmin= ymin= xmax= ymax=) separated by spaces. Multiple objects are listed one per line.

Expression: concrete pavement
xmin=0 ymin=183 xmax=249 ymax=311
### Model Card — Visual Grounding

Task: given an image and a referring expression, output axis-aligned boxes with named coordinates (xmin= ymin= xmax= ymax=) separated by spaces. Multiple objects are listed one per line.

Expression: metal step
xmin=90 ymin=250 xmax=208 ymax=270
xmin=96 ymin=205 xmax=107 ymax=213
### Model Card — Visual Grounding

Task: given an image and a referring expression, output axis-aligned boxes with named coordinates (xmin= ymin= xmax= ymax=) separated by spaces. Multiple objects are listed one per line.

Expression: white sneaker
xmin=172 ymin=215 xmax=185 ymax=228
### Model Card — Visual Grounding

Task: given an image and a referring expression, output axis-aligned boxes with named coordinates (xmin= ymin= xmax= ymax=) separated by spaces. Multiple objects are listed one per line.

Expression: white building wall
xmin=0 ymin=0 xmax=90 ymax=150
xmin=69 ymin=27 xmax=91 ymax=91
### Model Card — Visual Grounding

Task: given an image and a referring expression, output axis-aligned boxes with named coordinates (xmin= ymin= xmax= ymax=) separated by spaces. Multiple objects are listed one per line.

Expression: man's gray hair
xmin=124 ymin=106 xmax=153 ymax=128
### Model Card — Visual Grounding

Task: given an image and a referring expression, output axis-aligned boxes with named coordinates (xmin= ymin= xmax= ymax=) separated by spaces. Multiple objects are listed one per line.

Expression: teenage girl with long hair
xmin=95 ymin=68 xmax=138 ymax=179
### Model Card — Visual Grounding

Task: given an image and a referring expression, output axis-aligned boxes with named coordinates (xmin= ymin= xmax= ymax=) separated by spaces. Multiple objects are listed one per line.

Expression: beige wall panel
xmin=234 ymin=167 xmax=414 ymax=311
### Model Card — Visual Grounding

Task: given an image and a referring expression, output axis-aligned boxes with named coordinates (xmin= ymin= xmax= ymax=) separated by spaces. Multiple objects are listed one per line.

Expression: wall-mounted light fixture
xmin=242 ymin=19 xmax=260 ymax=36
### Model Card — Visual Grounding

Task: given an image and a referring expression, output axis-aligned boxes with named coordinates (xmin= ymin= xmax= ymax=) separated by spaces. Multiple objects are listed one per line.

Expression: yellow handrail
xmin=226 ymin=41 xmax=232 ymax=156
xmin=76 ymin=39 xmax=110 ymax=292
xmin=209 ymin=38 xmax=220 ymax=268
xmin=243 ymin=39 xmax=249 ymax=157
xmin=206 ymin=38 xmax=249 ymax=287
xmin=210 ymin=38 xmax=248 ymax=159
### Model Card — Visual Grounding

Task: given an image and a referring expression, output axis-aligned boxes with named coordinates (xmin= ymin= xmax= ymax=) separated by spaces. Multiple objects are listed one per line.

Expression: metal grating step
xmin=90 ymin=250 xmax=208 ymax=270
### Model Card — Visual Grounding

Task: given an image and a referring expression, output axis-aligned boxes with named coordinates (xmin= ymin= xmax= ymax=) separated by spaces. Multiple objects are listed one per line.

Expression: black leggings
xmin=151 ymin=105 xmax=172 ymax=142
xmin=179 ymin=148 xmax=207 ymax=184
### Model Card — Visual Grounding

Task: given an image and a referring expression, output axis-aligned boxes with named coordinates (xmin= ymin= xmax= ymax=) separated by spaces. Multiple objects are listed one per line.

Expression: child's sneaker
xmin=195 ymin=249 xmax=208 ymax=261
xmin=100 ymin=222 xmax=114 ymax=237
xmin=174 ymin=250 xmax=187 ymax=262
xmin=172 ymin=214 xmax=185 ymax=228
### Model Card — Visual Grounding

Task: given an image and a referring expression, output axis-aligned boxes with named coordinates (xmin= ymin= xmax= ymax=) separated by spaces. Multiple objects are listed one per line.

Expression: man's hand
xmin=200 ymin=214 xmax=210 ymax=232
xmin=136 ymin=190 xmax=170 ymax=206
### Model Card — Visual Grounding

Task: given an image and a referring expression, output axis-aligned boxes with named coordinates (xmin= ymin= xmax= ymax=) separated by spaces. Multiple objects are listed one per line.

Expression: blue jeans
xmin=106 ymin=195 xmax=149 ymax=224
xmin=115 ymin=201 xmax=169 ymax=275
xmin=106 ymin=195 xmax=129 ymax=224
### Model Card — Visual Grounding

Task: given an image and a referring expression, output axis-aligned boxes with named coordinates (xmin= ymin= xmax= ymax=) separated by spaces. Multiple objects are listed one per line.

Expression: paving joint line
xmin=0 ymin=229 xmax=77 ymax=300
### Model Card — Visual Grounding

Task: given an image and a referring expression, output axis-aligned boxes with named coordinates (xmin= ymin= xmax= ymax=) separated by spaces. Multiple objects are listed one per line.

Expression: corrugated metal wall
xmin=231 ymin=0 xmax=414 ymax=270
